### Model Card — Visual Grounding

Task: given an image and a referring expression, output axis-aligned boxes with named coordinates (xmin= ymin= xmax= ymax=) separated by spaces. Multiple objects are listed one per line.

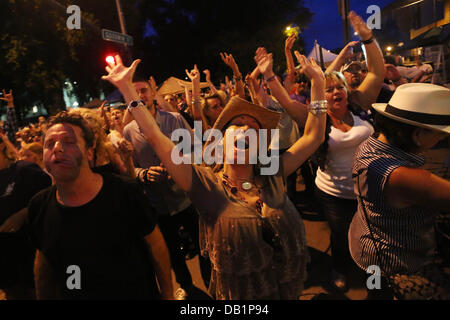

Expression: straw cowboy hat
xmin=211 ymin=96 xmax=281 ymax=132
xmin=372 ymin=83 xmax=450 ymax=134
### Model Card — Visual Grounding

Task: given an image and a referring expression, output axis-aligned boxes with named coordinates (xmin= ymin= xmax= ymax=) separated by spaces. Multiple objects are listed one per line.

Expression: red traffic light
xmin=105 ymin=55 xmax=115 ymax=65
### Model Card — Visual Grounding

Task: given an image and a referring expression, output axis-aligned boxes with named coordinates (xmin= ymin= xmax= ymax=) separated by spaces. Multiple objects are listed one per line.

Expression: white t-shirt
xmin=315 ymin=113 xmax=374 ymax=199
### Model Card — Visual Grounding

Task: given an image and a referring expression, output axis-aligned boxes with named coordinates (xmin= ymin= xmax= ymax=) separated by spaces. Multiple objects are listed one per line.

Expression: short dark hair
xmin=132 ymin=74 xmax=149 ymax=84
xmin=46 ymin=111 xmax=95 ymax=149
xmin=373 ymin=111 xmax=418 ymax=153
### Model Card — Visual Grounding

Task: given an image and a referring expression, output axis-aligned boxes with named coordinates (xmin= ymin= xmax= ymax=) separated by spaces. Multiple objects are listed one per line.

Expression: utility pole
xmin=338 ymin=0 xmax=351 ymax=45
xmin=115 ymin=0 xmax=132 ymax=64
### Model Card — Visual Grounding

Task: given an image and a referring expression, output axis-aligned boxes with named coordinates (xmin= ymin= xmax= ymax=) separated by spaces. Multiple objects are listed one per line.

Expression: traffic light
xmin=105 ymin=55 xmax=115 ymax=65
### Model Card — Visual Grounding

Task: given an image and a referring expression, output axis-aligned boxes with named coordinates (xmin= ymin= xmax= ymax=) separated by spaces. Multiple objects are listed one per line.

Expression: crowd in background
xmin=0 ymin=11 xmax=449 ymax=301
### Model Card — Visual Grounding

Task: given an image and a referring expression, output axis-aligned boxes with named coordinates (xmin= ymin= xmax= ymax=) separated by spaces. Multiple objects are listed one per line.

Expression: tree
xmin=0 ymin=0 xmax=134 ymax=119
xmin=134 ymin=0 xmax=312 ymax=84
xmin=0 ymin=0 xmax=312 ymax=123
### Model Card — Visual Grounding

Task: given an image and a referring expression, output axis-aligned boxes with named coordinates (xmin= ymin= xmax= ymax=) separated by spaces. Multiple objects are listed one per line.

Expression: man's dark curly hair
xmin=46 ymin=111 xmax=95 ymax=149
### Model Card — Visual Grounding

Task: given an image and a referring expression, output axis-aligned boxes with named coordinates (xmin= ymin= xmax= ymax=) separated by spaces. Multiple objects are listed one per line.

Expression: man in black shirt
xmin=29 ymin=112 xmax=173 ymax=299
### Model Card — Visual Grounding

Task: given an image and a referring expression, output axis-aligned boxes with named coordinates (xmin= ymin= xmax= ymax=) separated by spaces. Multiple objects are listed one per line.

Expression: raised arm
xmin=245 ymin=72 xmax=262 ymax=106
xmin=203 ymin=69 xmax=218 ymax=94
xmin=325 ymin=41 xmax=359 ymax=74
xmin=186 ymin=65 xmax=202 ymax=122
xmin=254 ymin=47 xmax=308 ymax=127
xmin=150 ymin=76 xmax=177 ymax=113
xmin=284 ymin=34 xmax=297 ymax=93
xmin=101 ymin=55 xmax=193 ymax=192
xmin=1 ymin=89 xmax=19 ymax=146
xmin=281 ymin=53 xmax=327 ymax=177
xmin=220 ymin=52 xmax=245 ymax=99
xmin=348 ymin=11 xmax=385 ymax=110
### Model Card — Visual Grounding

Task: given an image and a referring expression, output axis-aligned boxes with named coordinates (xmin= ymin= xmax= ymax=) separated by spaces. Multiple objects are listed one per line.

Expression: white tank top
xmin=315 ymin=113 xmax=374 ymax=199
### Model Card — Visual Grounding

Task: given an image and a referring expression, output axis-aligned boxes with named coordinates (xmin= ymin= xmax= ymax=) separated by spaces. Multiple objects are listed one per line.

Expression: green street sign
xmin=101 ymin=29 xmax=133 ymax=46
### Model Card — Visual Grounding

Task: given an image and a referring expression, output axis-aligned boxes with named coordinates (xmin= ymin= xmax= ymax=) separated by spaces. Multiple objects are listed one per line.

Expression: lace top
xmin=188 ymin=162 xmax=309 ymax=300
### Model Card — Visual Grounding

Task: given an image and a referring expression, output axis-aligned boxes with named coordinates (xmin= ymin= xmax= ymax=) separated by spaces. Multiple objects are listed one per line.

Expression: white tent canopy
xmin=307 ymin=41 xmax=338 ymax=66
xmin=157 ymin=77 xmax=210 ymax=96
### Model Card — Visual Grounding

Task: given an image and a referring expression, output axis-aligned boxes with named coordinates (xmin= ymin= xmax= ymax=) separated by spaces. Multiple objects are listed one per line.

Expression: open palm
xmin=101 ymin=55 xmax=141 ymax=87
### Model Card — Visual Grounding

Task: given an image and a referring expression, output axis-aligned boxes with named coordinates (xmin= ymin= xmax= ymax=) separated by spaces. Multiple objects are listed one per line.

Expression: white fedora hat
xmin=372 ymin=83 xmax=450 ymax=134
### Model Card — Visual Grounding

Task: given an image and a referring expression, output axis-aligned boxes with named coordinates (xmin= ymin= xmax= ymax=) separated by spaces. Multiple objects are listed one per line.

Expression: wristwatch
xmin=128 ymin=99 xmax=145 ymax=110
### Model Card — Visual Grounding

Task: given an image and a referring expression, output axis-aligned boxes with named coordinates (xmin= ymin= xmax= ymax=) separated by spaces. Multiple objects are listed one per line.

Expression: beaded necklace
xmin=221 ymin=172 xmax=263 ymax=214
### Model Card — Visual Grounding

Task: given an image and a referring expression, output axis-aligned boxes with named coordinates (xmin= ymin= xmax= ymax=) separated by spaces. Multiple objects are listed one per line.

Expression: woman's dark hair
xmin=46 ymin=111 xmax=95 ymax=149
xmin=373 ymin=111 xmax=419 ymax=153
xmin=316 ymin=115 xmax=333 ymax=170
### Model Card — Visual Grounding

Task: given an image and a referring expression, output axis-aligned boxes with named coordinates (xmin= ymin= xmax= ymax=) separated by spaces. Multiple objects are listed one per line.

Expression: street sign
xmin=101 ymin=29 xmax=133 ymax=46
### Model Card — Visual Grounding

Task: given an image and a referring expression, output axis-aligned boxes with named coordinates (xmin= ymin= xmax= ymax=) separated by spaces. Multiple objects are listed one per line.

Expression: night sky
xmin=302 ymin=0 xmax=396 ymax=52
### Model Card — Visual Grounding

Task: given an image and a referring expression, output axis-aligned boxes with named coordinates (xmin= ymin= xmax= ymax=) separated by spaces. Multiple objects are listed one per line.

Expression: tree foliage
xmin=0 ymin=0 xmax=312 ymax=121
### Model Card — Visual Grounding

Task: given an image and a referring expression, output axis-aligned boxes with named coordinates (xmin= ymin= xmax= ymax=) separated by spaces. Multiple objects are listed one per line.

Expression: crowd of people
xmin=0 ymin=11 xmax=449 ymax=300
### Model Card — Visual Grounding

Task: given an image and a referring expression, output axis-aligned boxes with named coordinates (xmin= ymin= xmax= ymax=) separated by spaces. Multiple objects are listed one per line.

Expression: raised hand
xmin=220 ymin=52 xmax=239 ymax=73
xmin=254 ymin=47 xmax=273 ymax=77
xmin=117 ymin=139 xmax=134 ymax=159
xmin=348 ymin=11 xmax=372 ymax=41
xmin=203 ymin=69 xmax=212 ymax=83
xmin=101 ymin=55 xmax=141 ymax=88
xmin=0 ymin=89 xmax=14 ymax=107
xmin=185 ymin=65 xmax=200 ymax=84
xmin=294 ymin=51 xmax=325 ymax=83
xmin=340 ymin=41 xmax=360 ymax=60
xmin=285 ymin=34 xmax=297 ymax=51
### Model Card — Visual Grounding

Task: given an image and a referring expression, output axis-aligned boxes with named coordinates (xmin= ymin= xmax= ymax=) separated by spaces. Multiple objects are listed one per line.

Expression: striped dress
xmin=349 ymin=136 xmax=437 ymax=276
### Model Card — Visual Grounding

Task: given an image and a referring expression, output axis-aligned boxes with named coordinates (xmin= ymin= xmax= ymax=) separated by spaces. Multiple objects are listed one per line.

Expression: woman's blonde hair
xmin=0 ymin=135 xmax=18 ymax=167
xmin=324 ymin=71 xmax=350 ymax=94
xmin=69 ymin=108 xmax=110 ymax=166
xmin=22 ymin=142 xmax=43 ymax=156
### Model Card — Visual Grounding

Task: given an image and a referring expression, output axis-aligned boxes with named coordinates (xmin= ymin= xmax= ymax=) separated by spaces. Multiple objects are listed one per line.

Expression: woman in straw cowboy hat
xmin=349 ymin=83 xmax=450 ymax=300
xmin=102 ymin=52 xmax=327 ymax=299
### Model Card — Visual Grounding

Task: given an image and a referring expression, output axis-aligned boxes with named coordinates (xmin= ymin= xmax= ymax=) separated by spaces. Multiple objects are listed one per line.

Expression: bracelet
xmin=265 ymin=75 xmax=277 ymax=82
xmin=361 ymin=36 xmax=374 ymax=45
xmin=308 ymin=100 xmax=328 ymax=116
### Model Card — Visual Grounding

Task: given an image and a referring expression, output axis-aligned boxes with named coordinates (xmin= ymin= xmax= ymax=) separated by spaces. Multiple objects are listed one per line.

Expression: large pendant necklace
xmin=222 ymin=173 xmax=253 ymax=191
xmin=241 ymin=181 xmax=253 ymax=190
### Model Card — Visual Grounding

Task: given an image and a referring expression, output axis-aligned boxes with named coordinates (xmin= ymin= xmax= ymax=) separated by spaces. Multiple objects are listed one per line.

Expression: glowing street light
xmin=386 ymin=46 xmax=393 ymax=52
xmin=283 ymin=25 xmax=300 ymax=37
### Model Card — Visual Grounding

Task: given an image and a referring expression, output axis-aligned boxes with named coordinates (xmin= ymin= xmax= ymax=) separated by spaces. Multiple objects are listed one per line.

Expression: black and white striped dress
xmin=348 ymin=136 xmax=437 ymax=276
